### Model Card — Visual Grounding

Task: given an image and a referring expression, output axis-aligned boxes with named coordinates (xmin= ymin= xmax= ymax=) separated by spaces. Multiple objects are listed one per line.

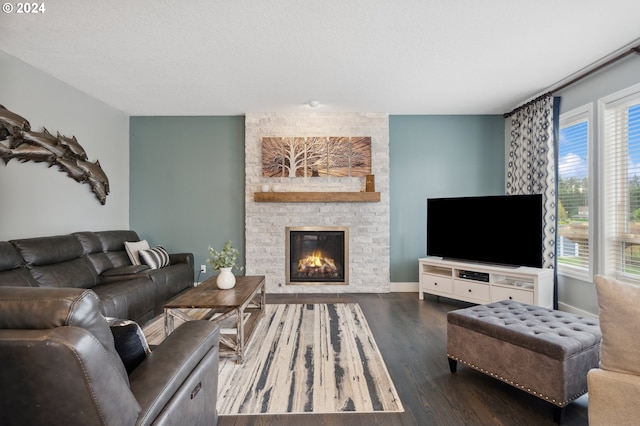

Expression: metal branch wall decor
xmin=0 ymin=104 xmax=110 ymax=204
xmin=262 ymin=136 xmax=372 ymax=177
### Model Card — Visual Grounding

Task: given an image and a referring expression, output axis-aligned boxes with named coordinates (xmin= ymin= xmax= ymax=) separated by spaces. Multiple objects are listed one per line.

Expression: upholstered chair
xmin=588 ymin=275 xmax=640 ymax=426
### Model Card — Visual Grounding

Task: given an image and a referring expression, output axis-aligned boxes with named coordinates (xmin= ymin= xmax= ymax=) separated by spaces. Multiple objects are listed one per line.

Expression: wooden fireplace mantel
xmin=253 ymin=191 xmax=380 ymax=203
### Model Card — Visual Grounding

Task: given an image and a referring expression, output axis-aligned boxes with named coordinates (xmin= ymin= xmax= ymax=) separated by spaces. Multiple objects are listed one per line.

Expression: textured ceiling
xmin=1 ymin=0 xmax=639 ymax=116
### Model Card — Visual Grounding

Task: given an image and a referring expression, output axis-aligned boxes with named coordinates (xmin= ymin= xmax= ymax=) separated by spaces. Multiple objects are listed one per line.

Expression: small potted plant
xmin=207 ymin=240 xmax=240 ymax=289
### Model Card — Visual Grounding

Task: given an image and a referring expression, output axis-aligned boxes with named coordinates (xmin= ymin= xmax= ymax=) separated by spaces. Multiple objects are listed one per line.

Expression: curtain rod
xmin=504 ymin=43 xmax=640 ymax=118
xmin=503 ymin=92 xmax=553 ymax=118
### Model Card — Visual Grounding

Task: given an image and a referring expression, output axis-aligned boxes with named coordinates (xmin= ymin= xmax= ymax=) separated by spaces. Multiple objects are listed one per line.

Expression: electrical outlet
xmin=200 ymin=265 xmax=206 ymax=273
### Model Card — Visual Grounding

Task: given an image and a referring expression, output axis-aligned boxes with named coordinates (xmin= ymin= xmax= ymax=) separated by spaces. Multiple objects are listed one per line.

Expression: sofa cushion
xmin=0 ymin=268 xmax=40 ymax=287
xmin=94 ymin=230 xmax=142 ymax=268
xmin=0 ymin=241 xmax=24 ymax=271
xmin=73 ymin=231 xmax=103 ymax=254
xmin=73 ymin=231 xmax=117 ymax=275
xmin=125 ymin=240 xmax=150 ymax=266
xmin=107 ymin=317 xmax=152 ymax=374
xmin=595 ymin=274 xmax=640 ymax=376
xmin=11 ymin=235 xmax=99 ymax=288
xmin=148 ymin=263 xmax=194 ymax=315
xmin=92 ymin=278 xmax=156 ymax=324
xmin=29 ymin=258 xmax=100 ymax=289
xmin=11 ymin=235 xmax=84 ymax=266
xmin=96 ymin=230 xmax=140 ymax=252
xmin=0 ymin=242 xmax=39 ymax=287
xmin=139 ymin=246 xmax=170 ymax=269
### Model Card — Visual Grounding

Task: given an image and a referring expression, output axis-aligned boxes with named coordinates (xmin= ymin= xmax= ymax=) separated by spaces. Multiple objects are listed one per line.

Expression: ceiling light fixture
xmin=308 ymin=100 xmax=320 ymax=108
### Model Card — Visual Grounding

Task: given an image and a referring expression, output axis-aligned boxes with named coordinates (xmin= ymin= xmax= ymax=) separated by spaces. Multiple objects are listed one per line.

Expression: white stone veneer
xmin=245 ymin=112 xmax=390 ymax=293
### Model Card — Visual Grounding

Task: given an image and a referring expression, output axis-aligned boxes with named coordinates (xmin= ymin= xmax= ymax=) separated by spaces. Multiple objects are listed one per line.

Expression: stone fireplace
xmin=286 ymin=226 xmax=349 ymax=285
xmin=244 ymin=112 xmax=390 ymax=294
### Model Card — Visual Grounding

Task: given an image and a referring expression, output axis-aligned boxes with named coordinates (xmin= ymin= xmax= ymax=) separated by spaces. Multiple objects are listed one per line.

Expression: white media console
xmin=418 ymin=257 xmax=554 ymax=308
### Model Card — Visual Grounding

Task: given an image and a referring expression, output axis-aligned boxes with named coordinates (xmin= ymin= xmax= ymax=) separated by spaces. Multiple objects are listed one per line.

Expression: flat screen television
xmin=426 ymin=194 xmax=543 ymax=268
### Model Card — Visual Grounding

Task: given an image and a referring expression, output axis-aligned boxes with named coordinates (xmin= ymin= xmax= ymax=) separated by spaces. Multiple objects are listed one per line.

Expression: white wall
xmin=0 ymin=51 xmax=129 ymax=240
xmin=555 ymin=53 xmax=640 ymax=316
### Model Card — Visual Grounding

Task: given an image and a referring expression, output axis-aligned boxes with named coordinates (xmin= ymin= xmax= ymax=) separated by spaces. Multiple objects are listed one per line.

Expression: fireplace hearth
xmin=286 ymin=226 xmax=349 ymax=285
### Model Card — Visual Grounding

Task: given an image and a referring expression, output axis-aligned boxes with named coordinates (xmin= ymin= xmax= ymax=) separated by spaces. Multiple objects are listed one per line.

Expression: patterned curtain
xmin=506 ymin=94 xmax=558 ymax=280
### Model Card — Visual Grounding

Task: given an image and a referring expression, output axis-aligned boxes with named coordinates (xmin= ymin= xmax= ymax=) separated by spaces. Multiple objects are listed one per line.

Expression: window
xmin=558 ymin=106 xmax=592 ymax=278
xmin=601 ymin=83 xmax=640 ymax=282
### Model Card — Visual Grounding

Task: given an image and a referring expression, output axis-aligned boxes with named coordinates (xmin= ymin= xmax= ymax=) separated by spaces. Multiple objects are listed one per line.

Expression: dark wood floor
xmin=218 ymin=293 xmax=589 ymax=426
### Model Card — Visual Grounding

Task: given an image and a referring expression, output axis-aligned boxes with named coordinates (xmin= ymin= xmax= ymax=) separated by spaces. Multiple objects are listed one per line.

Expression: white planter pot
xmin=216 ymin=267 xmax=236 ymax=289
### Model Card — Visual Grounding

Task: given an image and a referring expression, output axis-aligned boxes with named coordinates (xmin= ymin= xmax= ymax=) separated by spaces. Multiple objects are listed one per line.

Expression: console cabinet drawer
xmin=491 ymin=286 xmax=534 ymax=304
xmin=453 ymin=279 xmax=490 ymax=303
xmin=422 ymin=274 xmax=453 ymax=294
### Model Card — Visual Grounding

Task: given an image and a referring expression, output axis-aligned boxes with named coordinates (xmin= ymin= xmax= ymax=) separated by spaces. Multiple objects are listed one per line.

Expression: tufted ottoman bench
xmin=447 ymin=300 xmax=601 ymax=424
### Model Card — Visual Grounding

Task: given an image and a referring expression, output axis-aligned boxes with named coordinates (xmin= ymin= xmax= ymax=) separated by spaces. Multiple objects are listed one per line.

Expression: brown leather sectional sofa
xmin=0 ymin=230 xmax=194 ymax=324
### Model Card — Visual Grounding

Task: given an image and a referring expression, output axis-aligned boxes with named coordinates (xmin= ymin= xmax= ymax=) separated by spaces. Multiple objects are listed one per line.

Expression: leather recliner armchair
xmin=0 ymin=286 xmax=219 ymax=426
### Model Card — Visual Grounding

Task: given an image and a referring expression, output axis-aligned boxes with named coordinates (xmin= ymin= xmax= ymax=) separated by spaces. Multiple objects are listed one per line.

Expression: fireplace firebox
xmin=286 ymin=226 xmax=349 ymax=285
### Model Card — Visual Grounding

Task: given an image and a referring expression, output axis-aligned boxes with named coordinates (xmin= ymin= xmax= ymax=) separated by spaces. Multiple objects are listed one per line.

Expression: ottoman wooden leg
xmin=448 ymin=358 xmax=457 ymax=373
xmin=553 ymin=405 xmax=565 ymax=425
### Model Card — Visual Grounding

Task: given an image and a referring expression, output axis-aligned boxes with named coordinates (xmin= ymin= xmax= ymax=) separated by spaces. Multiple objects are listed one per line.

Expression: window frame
xmin=598 ymin=82 xmax=640 ymax=283
xmin=557 ymin=103 xmax=594 ymax=281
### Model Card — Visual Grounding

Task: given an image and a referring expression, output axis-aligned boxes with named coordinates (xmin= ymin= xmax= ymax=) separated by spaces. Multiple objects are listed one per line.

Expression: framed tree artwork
xmin=261 ymin=136 xmax=371 ymax=178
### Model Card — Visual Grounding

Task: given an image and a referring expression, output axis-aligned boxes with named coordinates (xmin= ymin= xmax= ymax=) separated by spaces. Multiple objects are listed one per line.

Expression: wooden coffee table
xmin=164 ymin=275 xmax=266 ymax=363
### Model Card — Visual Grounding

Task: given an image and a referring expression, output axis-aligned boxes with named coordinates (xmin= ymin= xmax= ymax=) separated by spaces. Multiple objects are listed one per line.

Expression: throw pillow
xmin=139 ymin=246 xmax=170 ymax=269
xmin=594 ymin=274 xmax=640 ymax=375
xmin=125 ymin=240 xmax=150 ymax=265
xmin=106 ymin=317 xmax=152 ymax=374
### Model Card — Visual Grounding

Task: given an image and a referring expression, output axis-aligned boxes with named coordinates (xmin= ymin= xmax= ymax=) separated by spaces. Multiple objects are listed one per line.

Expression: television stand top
xmin=441 ymin=257 xmax=519 ymax=269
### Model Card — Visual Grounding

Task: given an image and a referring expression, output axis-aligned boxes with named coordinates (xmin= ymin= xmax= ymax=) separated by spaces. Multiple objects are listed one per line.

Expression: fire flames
xmin=297 ymin=250 xmax=338 ymax=277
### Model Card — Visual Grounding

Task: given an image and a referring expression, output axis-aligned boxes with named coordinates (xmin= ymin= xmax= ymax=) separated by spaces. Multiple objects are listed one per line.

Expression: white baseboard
xmin=557 ymin=301 xmax=598 ymax=318
xmin=390 ymin=282 xmax=419 ymax=292
xmin=197 ymin=281 xmax=420 ymax=293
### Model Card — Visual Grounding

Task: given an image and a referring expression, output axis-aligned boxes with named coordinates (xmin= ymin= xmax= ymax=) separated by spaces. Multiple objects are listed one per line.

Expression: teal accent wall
xmin=130 ymin=116 xmax=245 ymax=281
xmin=389 ymin=115 xmax=505 ymax=282
xmin=129 ymin=114 xmax=504 ymax=285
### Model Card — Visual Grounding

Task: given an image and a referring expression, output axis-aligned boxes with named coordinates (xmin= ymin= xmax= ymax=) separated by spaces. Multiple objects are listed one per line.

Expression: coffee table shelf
xmin=164 ymin=275 xmax=266 ymax=363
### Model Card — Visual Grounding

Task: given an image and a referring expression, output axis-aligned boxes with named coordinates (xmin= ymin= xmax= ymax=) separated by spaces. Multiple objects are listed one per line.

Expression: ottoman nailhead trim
xmin=447 ymin=354 xmax=587 ymax=407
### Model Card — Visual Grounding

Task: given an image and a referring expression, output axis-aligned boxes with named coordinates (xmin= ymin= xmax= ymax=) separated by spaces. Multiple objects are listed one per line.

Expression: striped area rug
xmin=145 ymin=303 xmax=403 ymax=416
